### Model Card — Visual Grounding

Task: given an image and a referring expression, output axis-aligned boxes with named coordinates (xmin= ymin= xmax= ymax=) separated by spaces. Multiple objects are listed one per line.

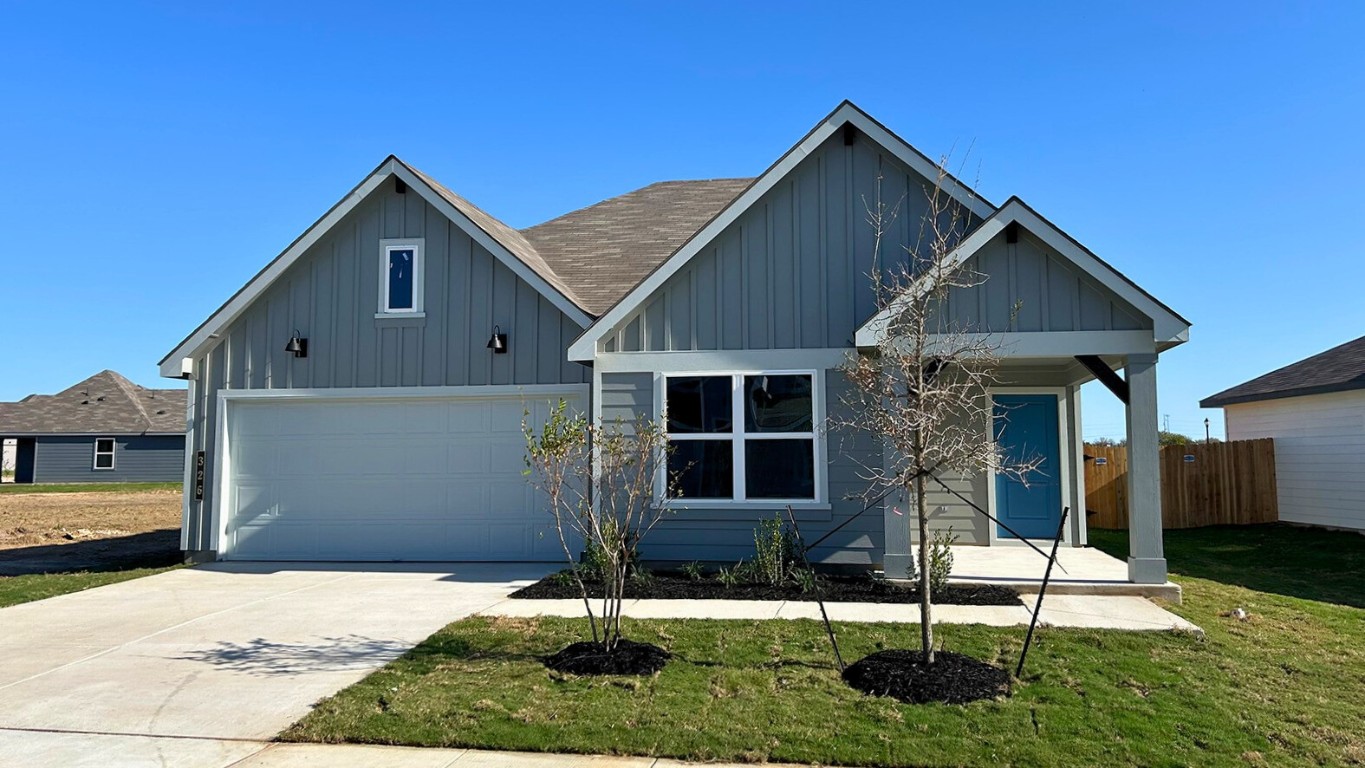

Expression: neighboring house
xmin=0 ymin=371 xmax=187 ymax=483
xmin=160 ymin=101 xmax=1189 ymax=584
xmin=1202 ymin=334 xmax=1365 ymax=532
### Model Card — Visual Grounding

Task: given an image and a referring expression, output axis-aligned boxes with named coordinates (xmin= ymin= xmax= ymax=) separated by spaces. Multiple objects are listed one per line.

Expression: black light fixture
xmin=285 ymin=329 xmax=308 ymax=358
xmin=486 ymin=325 xmax=507 ymax=354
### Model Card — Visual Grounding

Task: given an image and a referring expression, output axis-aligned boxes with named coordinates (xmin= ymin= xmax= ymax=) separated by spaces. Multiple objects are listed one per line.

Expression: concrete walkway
xmin=481 ymin=593 xmax=1202 ymax=633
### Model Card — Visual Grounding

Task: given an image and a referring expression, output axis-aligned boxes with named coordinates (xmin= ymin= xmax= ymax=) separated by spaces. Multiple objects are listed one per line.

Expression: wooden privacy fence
xmin=1085 ymin=438 xmax=1278 ymax=529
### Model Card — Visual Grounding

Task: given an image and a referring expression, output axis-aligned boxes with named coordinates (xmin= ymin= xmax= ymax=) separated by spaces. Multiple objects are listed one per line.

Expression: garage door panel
xmin=225 ymin=392 xmax=582 ymax=561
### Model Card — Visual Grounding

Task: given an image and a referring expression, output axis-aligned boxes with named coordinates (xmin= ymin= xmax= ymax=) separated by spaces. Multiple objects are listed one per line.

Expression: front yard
xmin=0 ymin=484 xmax=183 ymax=606
xmin=283 ymin=524 xmax=1364 ymax=767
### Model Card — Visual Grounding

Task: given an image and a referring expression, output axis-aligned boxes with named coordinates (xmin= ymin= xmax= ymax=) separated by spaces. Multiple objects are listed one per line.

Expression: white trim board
xmin=566 ymin=101 xmax=997 ymax=361
xmin=160 ymin=157 xmax=591 ymax=378
xmin=855 ymin=198 xmax=1191 ymax=349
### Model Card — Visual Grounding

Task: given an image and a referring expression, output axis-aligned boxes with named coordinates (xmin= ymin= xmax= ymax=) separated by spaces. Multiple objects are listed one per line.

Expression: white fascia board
xmin=855 ymin=199 xmax=1191 ymax=349
xmin=158 ymin=161 xmax=399 ymax=378
xmin=566 ymin=103 xmax=996 ymax=362
xmin=159 ymin=159 xmax=593 ymax=380
xmin=1006 ymin=204 xmax=1190 ymax=344
xmin=854 ymin=214 xmax=1009 ymax=347
xmin=388 ymin=165 xmax=593 ymax=329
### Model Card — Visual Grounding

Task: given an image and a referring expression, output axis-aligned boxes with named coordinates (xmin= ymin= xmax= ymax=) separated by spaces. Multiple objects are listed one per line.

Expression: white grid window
xmin=662 ymin=372 xmax=821 ymax=503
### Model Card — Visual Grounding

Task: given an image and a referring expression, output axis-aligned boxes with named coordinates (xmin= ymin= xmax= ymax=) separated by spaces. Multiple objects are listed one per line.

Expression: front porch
xmin=944 ymin=544 xmax=1182 ymax=602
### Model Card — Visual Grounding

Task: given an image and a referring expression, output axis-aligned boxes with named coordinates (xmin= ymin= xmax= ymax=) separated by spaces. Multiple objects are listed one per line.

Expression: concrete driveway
xmin=0 ymin=562 xmax=552 ymax=767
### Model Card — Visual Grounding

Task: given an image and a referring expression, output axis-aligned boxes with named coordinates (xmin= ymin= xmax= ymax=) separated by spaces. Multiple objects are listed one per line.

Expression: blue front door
xmin=993 ymin=394 xmax=1063 ymax=539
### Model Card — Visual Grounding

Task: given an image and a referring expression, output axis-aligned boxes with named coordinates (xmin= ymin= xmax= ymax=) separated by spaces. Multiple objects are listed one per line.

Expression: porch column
xmin=1124 ymin=353 xmax=1167 ymax=583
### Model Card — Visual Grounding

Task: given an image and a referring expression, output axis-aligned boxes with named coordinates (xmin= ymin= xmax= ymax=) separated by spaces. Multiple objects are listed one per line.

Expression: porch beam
xmin=1124 ymin=353 xmax=1167 ymax=584
xmin=1075 ymin=355 xmax=1129 ymax=404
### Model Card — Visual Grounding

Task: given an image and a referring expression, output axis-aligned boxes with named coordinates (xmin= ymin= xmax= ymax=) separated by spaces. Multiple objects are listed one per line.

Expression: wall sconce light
xmin=486 ymin=325 xmax=507 ymax=354
xmin=284 ymin=330 xmax=308 ymax=358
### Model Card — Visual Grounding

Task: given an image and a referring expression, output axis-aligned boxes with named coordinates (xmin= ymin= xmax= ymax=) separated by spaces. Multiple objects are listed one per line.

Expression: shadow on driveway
xmin=176 ymin=635 xmax=416 ymax=676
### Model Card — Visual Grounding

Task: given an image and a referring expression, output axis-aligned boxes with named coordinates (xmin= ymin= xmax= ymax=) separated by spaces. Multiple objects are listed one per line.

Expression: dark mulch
xmin=512 ymin=571 xmax=1019 ymax=606
xmin=843 ymin=649 xmax=1012 ymax=705
xmin=543 ymin=639 xmax=671 ymax=676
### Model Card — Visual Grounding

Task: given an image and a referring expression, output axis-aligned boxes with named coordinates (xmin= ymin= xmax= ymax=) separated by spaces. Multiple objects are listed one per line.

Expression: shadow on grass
xmin=0 ymin=529 xmax=181 ymax=576
xmin=1089 ymin=524 xmax=1365 ymax=609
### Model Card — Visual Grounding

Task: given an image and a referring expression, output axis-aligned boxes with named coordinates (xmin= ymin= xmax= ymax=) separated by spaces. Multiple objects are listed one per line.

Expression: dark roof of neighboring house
xmin=520 ymin=178 xmax=755 ymax=315
xmin=0 ymin=371 xmax=186 ymax=435
xmin=1201 ymin=334 xmax=1365 ymax=408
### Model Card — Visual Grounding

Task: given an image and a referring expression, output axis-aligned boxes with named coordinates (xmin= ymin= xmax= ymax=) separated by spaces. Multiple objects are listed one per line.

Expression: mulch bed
xmin=512 ymin=571 xmax=1019 ymax=606
xmin=543 ymin=639 xmax=671 ymax=675
xmin=842 ymin=649 xmax=1012 ymax=704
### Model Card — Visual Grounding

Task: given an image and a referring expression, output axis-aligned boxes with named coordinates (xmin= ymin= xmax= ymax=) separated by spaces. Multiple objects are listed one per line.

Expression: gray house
xmin=160 ymin=102 xmax=1188 ymax=585
xmin=0 ymin=371 xmax=186 ymax=483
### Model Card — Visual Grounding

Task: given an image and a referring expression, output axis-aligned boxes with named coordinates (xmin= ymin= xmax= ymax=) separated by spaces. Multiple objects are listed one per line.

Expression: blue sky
xmin=1 ymin=1 xmax=1362 ymax=440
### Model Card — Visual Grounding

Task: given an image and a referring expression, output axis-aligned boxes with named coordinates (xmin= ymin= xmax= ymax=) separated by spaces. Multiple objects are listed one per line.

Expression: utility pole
xmin=1163 ymin=413 xmax=1170 ymax=433
xmin=1205 ymin=418 xmax=1211 ymax=444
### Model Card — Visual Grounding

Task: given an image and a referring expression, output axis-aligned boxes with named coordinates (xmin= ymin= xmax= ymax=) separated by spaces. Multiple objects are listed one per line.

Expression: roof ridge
xmin=110 ymin=372 xmax=155 ymax=431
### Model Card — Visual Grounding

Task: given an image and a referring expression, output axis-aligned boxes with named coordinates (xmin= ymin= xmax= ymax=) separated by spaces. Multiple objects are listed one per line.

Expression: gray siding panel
xmin=606 ymin=134 xmax=967 ymax=353
xmin=182 ymin=184 xmax=590 ymax=553
xmin=31 ymin=435 xmax=184 ymax=483
xmin=941 ymin=231 xmax=1150 ymax=334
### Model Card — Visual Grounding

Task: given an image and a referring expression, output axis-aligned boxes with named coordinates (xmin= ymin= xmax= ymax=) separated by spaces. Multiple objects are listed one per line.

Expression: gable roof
xmin=854 ymin=197 xmax=1192 ymax=349
xmin=1201 ymin=334 xmax=1365 ymax=408
xmin=565 ymin=100 xmax=997 ymax=360
xmin=0 ymin=371 xmax=186 ymax=435
xmin=522 ymin=178 xmax=753 ymax=315
xmin=158 ymin=156 xmax=594 ymax=377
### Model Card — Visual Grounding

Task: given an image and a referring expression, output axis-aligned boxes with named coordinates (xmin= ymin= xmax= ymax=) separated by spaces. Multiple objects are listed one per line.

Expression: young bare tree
xmin=838 ymin=163 xmax=1036 ymax=665
xmin=524 ymin=402 xmax=674 ymax=653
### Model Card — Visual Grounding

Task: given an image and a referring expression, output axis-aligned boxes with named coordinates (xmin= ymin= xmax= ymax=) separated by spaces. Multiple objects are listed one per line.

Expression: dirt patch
xmin=544 ymin=639 xmax=671 ymax=676
xmin=0 ymin=490 xmax=181 ymax=550
xmin=843 ymin=649 xmax=1012 ymax=705
xmin=512 ymin=571 xmax=1020 ymax=606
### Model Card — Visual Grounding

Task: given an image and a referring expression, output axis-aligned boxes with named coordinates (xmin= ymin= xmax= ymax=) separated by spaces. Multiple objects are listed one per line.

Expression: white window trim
xmin=378 ymin=238 xmax=425 ymax=315
xmin=656 ymin=370 xmax=827 ymax=507
xmin=93 ymin=437 xmax=117 ymax=471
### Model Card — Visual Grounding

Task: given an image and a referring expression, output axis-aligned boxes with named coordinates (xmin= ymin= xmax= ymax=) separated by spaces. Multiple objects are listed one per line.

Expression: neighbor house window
xmin=663 ymin=372 xmax=820 ymax=503
xmin=93 ymin=438 xmax=116 ymax=470
xmin=379 ymin=239 xmax=424 ymax=314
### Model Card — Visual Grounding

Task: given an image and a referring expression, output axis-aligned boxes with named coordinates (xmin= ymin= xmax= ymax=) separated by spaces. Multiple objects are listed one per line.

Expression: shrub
xmin=716 ymin=564 xmax=743 ymax=589
xmin=927 ymin=528 xmax=958 ymax=593
xmin=792 ymin=567 xmax=817 ymax=594
xmin=680 ymin=560 xmax=706 ymax=581
xmin=752 ymin=512 xmax=803 ymax=587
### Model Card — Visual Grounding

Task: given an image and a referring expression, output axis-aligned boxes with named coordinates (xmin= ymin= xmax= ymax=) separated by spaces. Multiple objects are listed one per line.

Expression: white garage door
xmin=223 ymin=392 xmax=583 ymax=561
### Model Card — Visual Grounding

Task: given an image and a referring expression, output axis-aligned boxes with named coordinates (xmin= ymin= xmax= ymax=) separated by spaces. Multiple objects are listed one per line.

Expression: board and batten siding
xmin=31 ymin=435 xmax=185 ymax=483
xmin=938 ymin=230 xmax=1151 ymax=334
xmin=1224 ymin=390 xmax=1365 ymax=531
xmin=602 ymin=133 xmax=977 ymax=354
xmin=600 ymin=371 xmax=884 ymax=566
xmin=181 ymin=183 xmax=590 ymax=554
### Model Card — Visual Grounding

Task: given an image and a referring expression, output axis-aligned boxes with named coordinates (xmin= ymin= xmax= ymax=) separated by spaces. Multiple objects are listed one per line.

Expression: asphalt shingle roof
xmin=520 ymin=178 xmax=754 ymax=315
xmin=0 ymin=371 xmax=186 ymax=435
xmin=1201 ymin=334 xmax=1365 ymax=408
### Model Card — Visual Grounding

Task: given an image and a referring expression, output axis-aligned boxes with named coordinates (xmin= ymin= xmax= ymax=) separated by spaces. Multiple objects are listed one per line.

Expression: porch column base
xmin=883 ymin=553 xmax=914 ymax=579
xmin=1127 ymin=556 xmax=1168 ymax=585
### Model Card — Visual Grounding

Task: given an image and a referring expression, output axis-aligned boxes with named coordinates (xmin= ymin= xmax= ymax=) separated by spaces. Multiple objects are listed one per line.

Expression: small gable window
xmin=93 ymin=438 xmax=116 ymax=470
xmin=379 ymin=239 xmax=424 ymax=315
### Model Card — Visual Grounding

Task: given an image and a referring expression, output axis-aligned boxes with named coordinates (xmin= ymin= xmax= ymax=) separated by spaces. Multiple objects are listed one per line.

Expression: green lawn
xmin=283 ymin=524 xmax=1365 ymax=767
xmin=0 ymin=565 xmax=180 ymax=608
xmin=0 ymin=481 xmax=181 ymax=494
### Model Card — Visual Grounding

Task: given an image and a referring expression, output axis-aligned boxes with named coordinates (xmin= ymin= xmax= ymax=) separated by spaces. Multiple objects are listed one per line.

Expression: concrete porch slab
xmin=942 ymin=545 xmax=1182 ymax=602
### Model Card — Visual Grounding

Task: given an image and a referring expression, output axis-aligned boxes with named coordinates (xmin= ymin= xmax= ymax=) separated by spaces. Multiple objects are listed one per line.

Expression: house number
xmin=194 ymin=451 xmax=206 ymax=500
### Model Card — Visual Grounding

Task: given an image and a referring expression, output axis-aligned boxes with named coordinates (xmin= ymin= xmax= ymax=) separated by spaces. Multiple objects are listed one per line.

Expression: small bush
xmin=792 ymin=568 xmax=817 ymax=594
xmin=716 ymin=564 xmax=743 ymax=589
xmin=629 ymin=564 xmax=656 ymax=588
xmin=548 ymin=570 xmax=577 ymax=588
xmin=680 ymin=561 xmax=706 ymax=581
xmin=927 ymin=528 xmax=958 ymax=593
xmin=752 ymin=513 xmax=803 ymax=587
